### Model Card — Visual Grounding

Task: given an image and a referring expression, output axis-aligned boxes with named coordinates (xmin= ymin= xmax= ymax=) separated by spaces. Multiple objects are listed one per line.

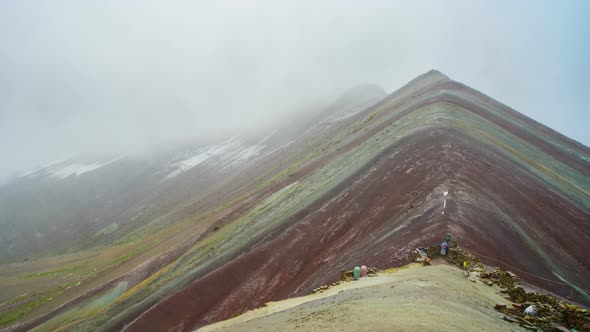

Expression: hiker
xmin=361 ymin=265 xmax=368 ymax=278
xmin=353 ymin=266 xmax=361 ymax=280
xmin=417 ymin=247 xmax=430 ymax=266
xmin=417 ymin=247 xmax=427 ymax=257
xmin=440 ymin=241 xmax=448 ymax=255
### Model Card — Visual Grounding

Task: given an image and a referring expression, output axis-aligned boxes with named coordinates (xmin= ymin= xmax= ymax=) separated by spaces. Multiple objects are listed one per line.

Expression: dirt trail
xmin=198 ymin=263 xmax=526 ymax=332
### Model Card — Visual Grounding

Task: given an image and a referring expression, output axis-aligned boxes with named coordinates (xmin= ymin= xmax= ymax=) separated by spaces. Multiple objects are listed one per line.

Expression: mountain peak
xmin=425 ymin=69 xmax=450 ymax=80
xmin=417 ymin=69 xmax=450 ymax=83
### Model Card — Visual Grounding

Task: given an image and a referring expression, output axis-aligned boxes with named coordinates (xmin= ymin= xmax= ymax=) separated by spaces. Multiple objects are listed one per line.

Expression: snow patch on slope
xmin=18 ymin=159 xmax=69 ymax=178
xmin=328 ymin=102 xmax=374 ymax=123
xmin=165 ymin=136 xmax=271 ymax=179
xmin=49 ymin=158 xmax=120 ymax=179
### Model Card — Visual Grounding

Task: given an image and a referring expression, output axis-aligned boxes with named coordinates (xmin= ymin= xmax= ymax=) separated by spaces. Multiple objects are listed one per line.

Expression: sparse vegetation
xmin=0 ymin=281 xmax=79 ymax=327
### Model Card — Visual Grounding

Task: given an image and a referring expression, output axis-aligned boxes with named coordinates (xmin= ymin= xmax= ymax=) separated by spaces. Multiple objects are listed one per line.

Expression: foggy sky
xmin=1 ymin=0 xmax=589 ymax=181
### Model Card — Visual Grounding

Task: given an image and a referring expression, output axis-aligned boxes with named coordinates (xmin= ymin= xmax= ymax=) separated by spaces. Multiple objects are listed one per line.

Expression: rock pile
xmin=493 ymin=296 xmax=590 ymax=331
xmin=421 ymin=244 xmax=590 ymax=330
xmin=415 ymin=244 xmax=484 ymax=270
xmin=311 ymin=281 xmax=341 ymax=294
xmin=479 ymin=269 xmax=521 ymax=290
xmin=476 ymin=260 xmax=590 ymax=331
xmin=442 ymin=245 xmax=484 ymax=270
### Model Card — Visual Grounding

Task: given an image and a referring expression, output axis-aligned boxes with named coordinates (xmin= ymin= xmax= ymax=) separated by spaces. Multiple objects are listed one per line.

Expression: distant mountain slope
xmin=0 ymin=84 xmax=387 ymax=263
xmin=1 ymin=70 xmax=589 ymax=332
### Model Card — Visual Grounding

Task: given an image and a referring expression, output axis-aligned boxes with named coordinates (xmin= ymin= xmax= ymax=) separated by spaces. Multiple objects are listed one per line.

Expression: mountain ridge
xmin=1 ymin=70 xmax=589 ymax=332
xmin=115 ymin=71 xmax=590 ymax=331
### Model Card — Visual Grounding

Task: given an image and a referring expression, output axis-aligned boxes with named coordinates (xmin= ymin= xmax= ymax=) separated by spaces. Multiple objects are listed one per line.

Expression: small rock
xmin=503 ymin=315 xmax=518 ymax=323
xmin=495 ymin=304 xmax=507 ymax=310
xmin=485 ymin=280 xmax=494 ymax=286
xmin=468 ymin=277 xmax=476 ymax=283
xmin=549 ymin=323 xmax=569 ymax=332
xmin=507 ymin=307 xmax=521 ymax=314
xmin=519 ymin=324 xmax=537 ymax=331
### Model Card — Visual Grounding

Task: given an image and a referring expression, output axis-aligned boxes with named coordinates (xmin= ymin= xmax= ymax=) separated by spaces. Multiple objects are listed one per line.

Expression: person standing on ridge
xmin=441 ymin=241 xmax=448 ymax=255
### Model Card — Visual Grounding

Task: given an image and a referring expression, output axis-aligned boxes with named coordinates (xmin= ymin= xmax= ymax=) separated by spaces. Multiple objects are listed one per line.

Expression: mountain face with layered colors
xmin=1 ymin=70 xmax=589 ymax=332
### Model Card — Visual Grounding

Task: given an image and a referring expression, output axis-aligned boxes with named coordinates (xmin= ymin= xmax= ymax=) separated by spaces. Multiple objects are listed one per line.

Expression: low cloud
xmin=1 ymin=0 xmax=588 ymax=181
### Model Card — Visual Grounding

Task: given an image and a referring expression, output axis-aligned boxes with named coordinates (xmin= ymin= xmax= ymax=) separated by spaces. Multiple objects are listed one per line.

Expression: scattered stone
xmin=549 ymin=322 xmax=570 ymax=332
xmin=468 ymin=277 xmax=476 ymax=283
xmin=506 ymin=307 xmax=522 ymax=315
xmin=495 ymin=304 xmax=507 ymax=310
xmin=503 ymin=315 xmax=518 ymax=323
xmin=519 ymin=323 xmax=537 ymax=331
xmin=484 ymin=280 xmax=494 ymax=286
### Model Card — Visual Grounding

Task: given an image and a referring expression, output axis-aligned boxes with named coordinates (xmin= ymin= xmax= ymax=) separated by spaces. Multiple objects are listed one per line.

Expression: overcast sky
xmin=1 ymin=0 xmax=589 ymax=180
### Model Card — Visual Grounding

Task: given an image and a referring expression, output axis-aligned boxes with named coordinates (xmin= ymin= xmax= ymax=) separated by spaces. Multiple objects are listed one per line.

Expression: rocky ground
xmin=433 ymin=245 xmax=590 ymax=331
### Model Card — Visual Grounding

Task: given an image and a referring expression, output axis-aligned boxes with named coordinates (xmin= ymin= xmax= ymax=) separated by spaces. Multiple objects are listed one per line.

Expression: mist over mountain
xmin=0 ymin=83 xmax=387 ymax=262
xmin=1 ymin=1 xmax=589 ymax=183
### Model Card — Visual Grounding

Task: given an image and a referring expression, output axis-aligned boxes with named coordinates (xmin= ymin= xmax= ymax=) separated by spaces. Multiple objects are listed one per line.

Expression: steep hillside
xmin=1 ymin=70 xmax=589 ymax=332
